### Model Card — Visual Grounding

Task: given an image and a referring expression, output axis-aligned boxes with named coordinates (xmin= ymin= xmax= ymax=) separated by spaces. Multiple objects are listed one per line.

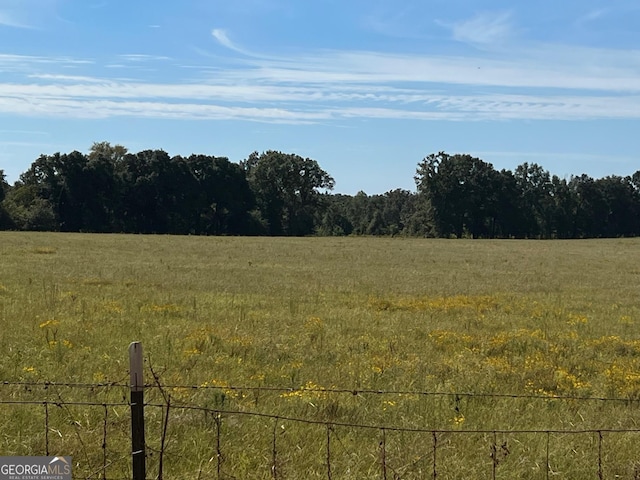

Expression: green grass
xmin=1 ymin=232 xmax=640 ymax=478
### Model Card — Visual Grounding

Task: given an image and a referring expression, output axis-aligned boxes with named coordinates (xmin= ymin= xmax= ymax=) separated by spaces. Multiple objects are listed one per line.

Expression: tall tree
xmin=0 ymin=169 xmax=7 ymax=203
xmin=0 ymin=170 xmax=13 ymax=229
xmin=83 ymin=143 xmax=128 ymax=231
xmin=595 ymin=176 xmax=639 ymax=237
xmin=415 ymin=152 xmax=502 ymax=238
xmin=20 ymin=150 xmax=120 ymax=232
xmin=119 ymin=149 xmax=184 ymax=234
xmin=12 ymin=154 xmax=65 ymax=230
xmin=513 ymin=163 xmax=554 ymax=238
xmin=569 ymin=174 xmax=606 ymax=237
xmin=88 ymin=141 xmax=128 ymax=163
xmin=243 ymin=151 xmax=334 ymax=235
xmin=380 ymin=189 xmax=417 ymax=236
xmin=345 ymin=191 xmax=374 ymax=235
xmin=317 ymin=194 xmax=354 ymax=236
xmin=2 ymin=183 xmax=58 ymax=231
xmin=182 ymin=155 xmax=256 ymax=235
xmin=490 ymin=169 xmax=522 ymax=238
xmin=548 ymin=175 xmax=576 ymax=239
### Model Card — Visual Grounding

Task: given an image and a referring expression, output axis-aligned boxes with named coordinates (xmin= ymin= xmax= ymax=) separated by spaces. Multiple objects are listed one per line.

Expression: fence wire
xmin=4 ymin=379 xmax=640 ymax=404
xmin=2 ymin=381 xmax=640 ymax=479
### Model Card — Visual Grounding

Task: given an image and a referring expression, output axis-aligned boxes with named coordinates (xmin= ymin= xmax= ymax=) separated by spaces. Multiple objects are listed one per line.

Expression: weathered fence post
xmin=129 ymin=341 xmax=146 ymax=480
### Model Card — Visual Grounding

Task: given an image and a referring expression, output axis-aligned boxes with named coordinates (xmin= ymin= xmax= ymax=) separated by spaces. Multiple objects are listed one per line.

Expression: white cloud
xmin=211 ymin=29 xmax=252 ymax=56
xmin=0 ymin=0 xmax=62 ymax=29
xmin=0 ymin=10 xmax=31 ymax=28
xmin=451 ymin=11 xmax=514 ymax=46
xmin=362 ymin=5 xmax=426 ymax=39
xmin=221 ymin=47 xmax=640 ymax=93
xmin=0 ymin=53 xmax=93 ymax=66
xmin=2 ymin=30 xmax=640 ymax=123
xmin=577 ymin=8 xmax=608 ymax=24
xmin=1 ymin=76 xmax=640 ymax=122
xmin=119 ymin=54 xmax=171 ymax=62
xmin=27 ymin=74 xmax=107 ymax=83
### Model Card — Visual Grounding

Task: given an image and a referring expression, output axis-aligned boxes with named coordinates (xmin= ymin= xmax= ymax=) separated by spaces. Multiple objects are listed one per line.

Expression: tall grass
xmin=1 ymin=233 xmax=640 ymax=478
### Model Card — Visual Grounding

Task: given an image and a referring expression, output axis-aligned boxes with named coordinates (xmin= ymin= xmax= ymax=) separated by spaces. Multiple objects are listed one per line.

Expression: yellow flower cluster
xmin=604 ymin=361 xmax=640 ymax=398
xmin=200 ymin=379 xmax=239 ymax=398
xmin=452 ymin=414 xmax=465 ymax=426
xmin=369 ymin=294 xmax=499 ymax=313
xmin=280 ymin=381 xmax=331 ymax=400
xmin=567 ymin=313 xmax=588 ymax=326
xmin=39 ymin=319 xmax=59 ymax=329
xmin=183 ymin=347 xmax=202 ymax=357
xmin=142 ymin=303 xmax=181 ymax=314
xmin=47 ymin=339 xmax=73 ymax=349
xmin=103 ymin=301 xmax=124 ymax=314
xmin=382 ymin=400 xmax=396 ymax=411
xmin=428 ymin=330 xmax=473 ymax=347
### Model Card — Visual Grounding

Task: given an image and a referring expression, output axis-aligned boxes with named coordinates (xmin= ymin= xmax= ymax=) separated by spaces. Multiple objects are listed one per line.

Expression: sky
xmin=1 ymin=0 xmax=640 ymax=194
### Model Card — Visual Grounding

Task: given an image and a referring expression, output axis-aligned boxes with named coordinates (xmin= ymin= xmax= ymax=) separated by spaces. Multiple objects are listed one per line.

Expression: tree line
xmin=1 ymin=144 xmax=639 ymax=238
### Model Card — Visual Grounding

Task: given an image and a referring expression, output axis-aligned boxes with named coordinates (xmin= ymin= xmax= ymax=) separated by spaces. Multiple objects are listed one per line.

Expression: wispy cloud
xmin=0 ymin=129 xmax=50 ymax=136
xmin=2 ymin=30 xmax=640 ymax=123
xmin=450 ymin=11 xmax=514 ymax=46
xmin=219 ymin=46 xmax=640 ymax=92
xmin=577 ymin=8 xmax=608 ymax=24
xmin=211 ymin=29 xmax=254 ymax=56
xmin=0 ymin=10 xmax=32 ymax=28
xmin=27 ymin=73 xmax=107 ymax=83
xmin=0 ymin=0 xmax=62 ymax=29
xmin=1 ymin=78 xmax=640 ymax=123
xmin=119 ymin=54 xmax=171 ymax=62
xmin=362 ymin=4 xmax=428 ymax=39
xmin=0 ymin=53 xmax=94 ymax=66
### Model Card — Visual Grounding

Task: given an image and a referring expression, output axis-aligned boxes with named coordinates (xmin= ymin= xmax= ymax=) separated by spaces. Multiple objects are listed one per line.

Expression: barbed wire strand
xmin=3 ymin=397 xmax=640 ymax=436
xmin=3 ymin=380 xmax=639 ymax=404
xmin=143 ymin=401 xmax=640 ymax=436
xmin=2 ymin=386 xmax=640 ymax=479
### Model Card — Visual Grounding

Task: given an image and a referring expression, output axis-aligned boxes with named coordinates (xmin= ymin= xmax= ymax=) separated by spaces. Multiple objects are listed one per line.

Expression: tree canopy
xmin=2 ymin=145 xmax=639 ymax=238
xmin=243 ymin=151 xmax=335 ymax=235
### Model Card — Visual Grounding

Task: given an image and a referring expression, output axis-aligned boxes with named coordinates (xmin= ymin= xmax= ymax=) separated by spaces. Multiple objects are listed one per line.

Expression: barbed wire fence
xmin=3 ymin=364 xmax=640 ymax=477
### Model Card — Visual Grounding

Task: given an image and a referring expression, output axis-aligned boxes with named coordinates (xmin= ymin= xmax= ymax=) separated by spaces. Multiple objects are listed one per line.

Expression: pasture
xmin=1 ymin=232 xmax=640 ymax=478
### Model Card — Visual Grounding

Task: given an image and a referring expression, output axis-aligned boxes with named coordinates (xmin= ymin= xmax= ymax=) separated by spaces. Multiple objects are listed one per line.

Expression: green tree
xmin=317 ymin=194 xmax=354 ymax=236
xmin=513 ymin=163 xmax=555 ymax=238
xmin=0 ymin=170 xmax=14 ymax=229
xmin=569 ymin=174 xmax=606 ymax=237
xmin=548 ymin=176 xmax=577 ymax=239
xmin=119 ymin=149 xmax=184 ymax=234
xmin=2 ymin=183 xmax=58 ymax=231
xmin=12 ymin=154 xmax=66 ymax=230
xmin=81 ymin=143 xmax=130 ymax=232
xmin=88 ymin=141 xmax=128 ymax=163
xmin=345 ymin=191 xmax=374 ymax=235
xmin=243 ymin=151 xmax=334 ymax=235
xmin=415 ymin=152 xmax=502 ymax=238
xmin=594 ymin=176 xmax=638 ymax=237
xmin=0 ymin=169 xmax=7 ymax=203
xmin=380 ymin=189 xmax=416 ymax=236
xmin=15 ymin=151 xmax=106 ymax=231
xmin=182 ymin=155 xmax=256 ymax=235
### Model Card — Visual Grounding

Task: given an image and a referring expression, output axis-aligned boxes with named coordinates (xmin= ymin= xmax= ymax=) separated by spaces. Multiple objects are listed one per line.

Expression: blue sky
xmin=1 ymin=0 xmax=639 ymax=194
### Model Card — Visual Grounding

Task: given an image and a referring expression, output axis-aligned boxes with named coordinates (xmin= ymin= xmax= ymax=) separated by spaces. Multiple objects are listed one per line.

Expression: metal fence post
xmin=129 ymin=342 xmax=146 ymax=480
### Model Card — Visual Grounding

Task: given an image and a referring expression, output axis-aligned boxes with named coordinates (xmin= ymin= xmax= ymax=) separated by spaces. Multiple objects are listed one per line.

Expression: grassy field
xmin=1 ymin=232 xmax=640 ymax=478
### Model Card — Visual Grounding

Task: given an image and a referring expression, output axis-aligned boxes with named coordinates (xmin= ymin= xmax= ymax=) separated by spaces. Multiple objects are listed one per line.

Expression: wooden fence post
xmin=129 ymin=342 xmax=146 ymax=480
